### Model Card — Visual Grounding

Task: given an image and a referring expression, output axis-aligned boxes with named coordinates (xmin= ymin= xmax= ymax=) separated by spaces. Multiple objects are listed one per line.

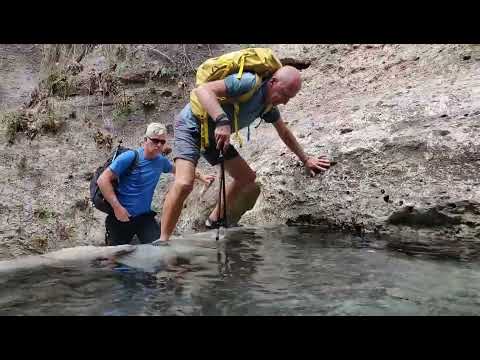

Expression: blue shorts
xmin=172 ymin=114 xmax=239 ymax=166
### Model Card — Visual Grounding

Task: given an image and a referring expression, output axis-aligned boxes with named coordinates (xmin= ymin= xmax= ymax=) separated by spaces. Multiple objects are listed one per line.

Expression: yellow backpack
xmin=190 ymin=48 xmax=282 ymax=150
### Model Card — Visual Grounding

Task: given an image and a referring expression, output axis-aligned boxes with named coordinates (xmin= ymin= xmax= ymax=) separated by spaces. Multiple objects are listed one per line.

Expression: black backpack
xmin=89 ymin=144 xmax=139 ymax=214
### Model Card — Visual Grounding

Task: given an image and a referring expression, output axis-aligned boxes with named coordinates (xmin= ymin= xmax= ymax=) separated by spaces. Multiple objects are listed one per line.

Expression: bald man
xmin=160 ymin=65 xmax=331 ymax=241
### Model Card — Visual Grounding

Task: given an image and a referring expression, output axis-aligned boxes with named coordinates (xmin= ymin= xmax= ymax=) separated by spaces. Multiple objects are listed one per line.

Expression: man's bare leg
xmin=208 ymin=155 xmax=256 ymax=223
xmin=160 ymin=159 xmax=196 ymax=241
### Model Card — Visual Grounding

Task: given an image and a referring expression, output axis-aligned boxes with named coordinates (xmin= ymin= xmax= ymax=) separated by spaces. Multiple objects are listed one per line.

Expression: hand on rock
xmin=304 ymin=155 xmax=331 ymax=176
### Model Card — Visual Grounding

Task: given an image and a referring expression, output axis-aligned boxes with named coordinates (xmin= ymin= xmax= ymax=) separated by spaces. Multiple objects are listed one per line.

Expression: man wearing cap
xmin=97 ymin=122 xmax=215 ymax=245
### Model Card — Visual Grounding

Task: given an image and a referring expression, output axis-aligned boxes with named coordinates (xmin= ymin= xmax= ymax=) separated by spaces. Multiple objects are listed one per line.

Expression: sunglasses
xmin=148 ymin=137 xmax=166 ymax=145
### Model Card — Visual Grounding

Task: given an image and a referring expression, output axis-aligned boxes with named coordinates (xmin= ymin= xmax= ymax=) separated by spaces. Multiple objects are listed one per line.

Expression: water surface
xmin=1 ymin=226 xmax=480 ymax=315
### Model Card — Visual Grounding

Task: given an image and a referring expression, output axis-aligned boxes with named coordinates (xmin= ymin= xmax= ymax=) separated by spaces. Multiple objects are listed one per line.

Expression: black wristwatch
xmin=215 ymin=113 xmax=231 ymax=128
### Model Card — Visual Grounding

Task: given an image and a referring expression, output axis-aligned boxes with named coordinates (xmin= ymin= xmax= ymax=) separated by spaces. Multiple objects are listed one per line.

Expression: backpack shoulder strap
xmin=231 ymin=74 xmax=263 ymax=147
xmin=233 ymin=73 xmax=263 ymax=104
xmin=125 ymin=149 xmax=139 ymax=176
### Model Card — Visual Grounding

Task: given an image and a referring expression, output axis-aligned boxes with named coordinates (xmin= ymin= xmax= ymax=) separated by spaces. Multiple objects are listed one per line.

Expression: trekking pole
xmin=216 ymin=149 xmax=228 ymax=241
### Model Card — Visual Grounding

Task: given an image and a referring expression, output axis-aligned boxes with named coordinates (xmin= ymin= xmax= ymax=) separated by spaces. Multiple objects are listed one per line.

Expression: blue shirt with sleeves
xmin=109 ymin=147 xmax=173 ymax=217
xmin=179 ymin=72 xmax=281 ymax=139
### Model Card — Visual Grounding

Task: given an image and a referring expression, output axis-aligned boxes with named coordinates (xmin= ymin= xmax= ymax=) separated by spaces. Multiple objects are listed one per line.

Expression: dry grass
xmin=55 ymin=221 xmax=73 ymax=242
xmin=41 ymin=44 xmax=94 ymax=71
xmin=39 ymin=44 xmax=95 ymax=98
xmin=34 ymin=207 xmax=56 ymax=221
xmin=39 ymin=113 xmax=63 ymax=134
xmin=1 ymin=110 xmax=29 ymax=144
xmin=112 ymin=90 xmax=134 ymax=123
xmin=1 ymin=100 xmax=65 ymax=144
xmin=102 ymin=44 xmax=128 ymax=66
xmin=43 ymin=69 xmax=76 ymax=98
xmin=31 ymin=236 xmax=49 ymax=253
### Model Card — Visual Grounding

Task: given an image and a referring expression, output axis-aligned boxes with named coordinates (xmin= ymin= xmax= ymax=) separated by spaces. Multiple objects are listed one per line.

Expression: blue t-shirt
xmin=179 ymin=72 xmax=281 ymax=139
xmin=109 ymin=147 xmax=173 ymax=217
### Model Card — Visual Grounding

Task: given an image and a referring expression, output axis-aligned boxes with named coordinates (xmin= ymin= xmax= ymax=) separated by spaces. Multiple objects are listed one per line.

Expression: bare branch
xmin=183 ymin=44 xmax=195 ymax=72
xmin=75 ymin=44 xmax=92 ymax=63
xmin=144 ymin=45 xmax=175 ymax=65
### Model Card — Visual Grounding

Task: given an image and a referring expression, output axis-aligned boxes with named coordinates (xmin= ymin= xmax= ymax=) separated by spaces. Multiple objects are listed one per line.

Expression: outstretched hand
xmin=304 ymin=156 xmax=331 ymax=176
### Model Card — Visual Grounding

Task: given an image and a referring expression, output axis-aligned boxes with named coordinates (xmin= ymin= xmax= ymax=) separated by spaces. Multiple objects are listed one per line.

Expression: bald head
xmin=266 ymin=65 xmax=302 ymax=106
xmin=273 ymin=65 xmax=302 ymax=92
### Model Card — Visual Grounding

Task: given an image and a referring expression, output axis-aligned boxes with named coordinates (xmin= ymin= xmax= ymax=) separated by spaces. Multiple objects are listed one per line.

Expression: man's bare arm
xmin=273 ymin=118 xmax=309 ymax=163
xmin=193 ymin=80 xmax=232 ymax=153
xmin=97 ymin=168 xmax=130 ymax=221
xmin=170 ymin=163 xmax=214 ymax=185
xmin=273 ymin=118 xmax=330 ymax=176
xmin=193 ymin=79 xmax=229 ymax=120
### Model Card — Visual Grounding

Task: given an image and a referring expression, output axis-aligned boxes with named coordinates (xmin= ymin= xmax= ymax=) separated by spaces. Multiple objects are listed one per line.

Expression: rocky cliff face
xmin=1 ymin=44 xmax=479 ymax=260
xmin=0 ymin=44 xmax=210 ymax=258
xmin=0 ymin=44 xmax=42 ymax=110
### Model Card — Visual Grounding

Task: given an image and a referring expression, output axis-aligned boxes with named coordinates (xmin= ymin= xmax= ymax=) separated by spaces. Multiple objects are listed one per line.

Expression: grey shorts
xmin=172 ymin=114 xmax=239 ymax=166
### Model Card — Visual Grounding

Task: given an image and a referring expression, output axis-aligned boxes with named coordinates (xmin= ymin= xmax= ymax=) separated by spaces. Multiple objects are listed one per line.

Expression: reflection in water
xmin=1 ymin=225 xmax=480 ymax=315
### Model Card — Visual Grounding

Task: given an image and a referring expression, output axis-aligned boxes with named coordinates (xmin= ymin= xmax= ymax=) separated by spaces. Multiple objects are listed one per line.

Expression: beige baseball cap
xmin=145 ymin=122 xmax=166 ymax=137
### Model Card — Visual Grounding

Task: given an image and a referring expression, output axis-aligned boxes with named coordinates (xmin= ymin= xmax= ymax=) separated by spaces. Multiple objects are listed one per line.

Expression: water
xmin=1 ymin=226 xmax=480 ymax=316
